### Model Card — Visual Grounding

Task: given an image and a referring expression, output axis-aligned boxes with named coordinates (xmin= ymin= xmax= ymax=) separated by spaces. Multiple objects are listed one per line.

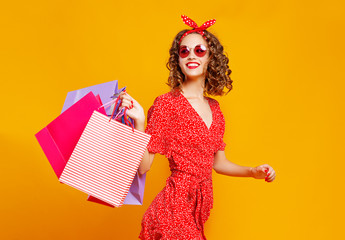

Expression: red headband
xmin=179 ymin=15 xmax=216 ymax=45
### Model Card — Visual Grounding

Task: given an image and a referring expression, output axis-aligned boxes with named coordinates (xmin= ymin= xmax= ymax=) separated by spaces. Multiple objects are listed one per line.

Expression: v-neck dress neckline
xmin=179 ymin=91 xmax=214 ymax=131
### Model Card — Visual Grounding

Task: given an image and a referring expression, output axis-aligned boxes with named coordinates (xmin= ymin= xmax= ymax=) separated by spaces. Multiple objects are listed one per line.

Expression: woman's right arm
xmin=134 ymin=120 xmax=155 ymax=175
xmin=119 ymin=91 xmax=155 ymax=175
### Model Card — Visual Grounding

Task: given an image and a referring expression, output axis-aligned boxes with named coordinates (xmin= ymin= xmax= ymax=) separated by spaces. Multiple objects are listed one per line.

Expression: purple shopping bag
xmin=61 ymin=80 xmax=125 ymax=116
xmin=35 ymin=92 xmax=106 ymax=178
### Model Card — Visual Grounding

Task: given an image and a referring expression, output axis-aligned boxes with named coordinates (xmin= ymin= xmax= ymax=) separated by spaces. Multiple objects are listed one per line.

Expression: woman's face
xmin=178 ymin=33 xmax=210 ymax=81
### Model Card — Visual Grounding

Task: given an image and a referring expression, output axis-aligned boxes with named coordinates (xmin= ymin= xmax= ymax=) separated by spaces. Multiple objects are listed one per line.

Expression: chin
xmin=184 ymin=72 xmax=205 ymax=80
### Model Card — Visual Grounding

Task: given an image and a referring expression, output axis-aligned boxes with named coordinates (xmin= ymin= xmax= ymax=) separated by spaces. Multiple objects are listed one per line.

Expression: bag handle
xmin=98 ymin=90 xmax=135 ymax=132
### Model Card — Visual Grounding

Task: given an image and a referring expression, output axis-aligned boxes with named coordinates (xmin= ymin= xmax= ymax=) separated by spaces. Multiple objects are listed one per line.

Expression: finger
xmin=119 ymin=91 xmax=127 ymax=98
xmin=123 ymin=92 xmax=138 ymax=104
xmin=267 ymin=169 xmax=275 ymax=177
xmin=263 ymin=164 xmax=272 ymax=171
xmin=265 ymin=171 xmax=271 ymax=181
xmin=121 ymin=99 xmax=132 ymax=106
xmin=121 ymin=101 xmax=132 ymax=109
xmin=267 ymin=172 xmax=276 ymax=182
xmin=120 ymin=94 xmax=132 ymax=102
xmin=266 ymin=176 xmax=275 ymax=182
xmin=260 ymin=167 xmax=268 ymax=176
xmin=266 ymin=173 xmax=276 ymax=182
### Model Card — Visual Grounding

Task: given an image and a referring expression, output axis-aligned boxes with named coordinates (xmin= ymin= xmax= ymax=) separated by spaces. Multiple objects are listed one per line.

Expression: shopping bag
xmin=112 ymin=104 xmax=147 ymax=205
xmin=35 ymin=92 xmax=106 ymax=178
xmin=85 ymin=96 xmax=147 ymax=207
xmin=87 ymin=102 xmax=147 ymax=206
xmin=66 ymin=88 xmax=147 ymax=206
xmin=61 ymin=80 xmax=125 ymax=116
xmin=59 ymin=110 xmax=151 ymax=207
xmin=87 ymin=171 xmax=146 ymax=207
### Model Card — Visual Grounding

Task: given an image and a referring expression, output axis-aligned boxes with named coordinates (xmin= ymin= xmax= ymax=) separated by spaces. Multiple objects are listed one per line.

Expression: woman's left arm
xmin=213 ymin=150 xmax=276 ymax=182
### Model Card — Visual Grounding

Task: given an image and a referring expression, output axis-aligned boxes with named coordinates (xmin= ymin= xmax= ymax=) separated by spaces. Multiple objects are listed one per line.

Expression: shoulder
xmin=152 ymin=89 xmax=180 ymax=106
xmin=206 ymin=96 xmax=220 ymax=107
xmin=148 ymin=90 xmax=178 ymax=118
xmin=206 ymin=96 xmax=225 ymax=117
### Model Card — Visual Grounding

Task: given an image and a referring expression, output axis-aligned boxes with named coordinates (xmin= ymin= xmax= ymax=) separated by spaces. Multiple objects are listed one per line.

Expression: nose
xmin=187 ymin=49 xmax=197 ymax=59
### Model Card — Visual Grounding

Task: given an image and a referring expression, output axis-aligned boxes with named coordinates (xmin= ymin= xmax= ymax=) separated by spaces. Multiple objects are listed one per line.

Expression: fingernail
xmin=131 ymin=100 xmax=133 ymax=104
xmin=265 ymin=169 xmax=268 ymax=173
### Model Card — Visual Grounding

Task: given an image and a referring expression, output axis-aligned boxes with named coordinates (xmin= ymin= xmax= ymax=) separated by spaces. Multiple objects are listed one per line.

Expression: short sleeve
xmin=215 ymin=101 xmax=226 ymax=152
xmin=145 ymin=96 xmax=172 ymax=158
xmin=216 ymin=138 xmax=226 ymax=151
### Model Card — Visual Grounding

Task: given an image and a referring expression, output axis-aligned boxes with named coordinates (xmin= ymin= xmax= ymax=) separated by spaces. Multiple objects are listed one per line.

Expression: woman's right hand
xmin=118 ymin=91 xmax=145 ymax=129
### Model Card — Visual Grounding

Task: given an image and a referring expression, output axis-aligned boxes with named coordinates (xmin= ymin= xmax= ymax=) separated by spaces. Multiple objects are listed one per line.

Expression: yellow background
xmin=1 ymin=0 xmax=344 ymax=239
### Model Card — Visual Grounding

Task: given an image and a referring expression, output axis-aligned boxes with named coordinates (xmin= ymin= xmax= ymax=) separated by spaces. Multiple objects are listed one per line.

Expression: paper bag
xmin=35 ymin=92 xmax=106 ymax=178
xmin=59 ymin=111 xmax=151 ymax=207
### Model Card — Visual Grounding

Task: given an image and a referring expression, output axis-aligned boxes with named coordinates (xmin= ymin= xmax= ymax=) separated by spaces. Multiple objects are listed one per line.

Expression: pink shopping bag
xmin=59 ymin=110 xmax=151 ymax=207
xmin=35 ymin=92 xmax=106 ymax=178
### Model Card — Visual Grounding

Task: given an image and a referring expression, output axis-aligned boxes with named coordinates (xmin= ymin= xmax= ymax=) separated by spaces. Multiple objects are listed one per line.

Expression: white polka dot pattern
xmin=139 ymin=89 xmax=226 ymax=240
xmin=179 ymin=15 xmax=217 ymax=45
xmin=199 ymin=19 xmax=216 ymax=29
xmin=181 ymin=15 xmax=199 ymax=28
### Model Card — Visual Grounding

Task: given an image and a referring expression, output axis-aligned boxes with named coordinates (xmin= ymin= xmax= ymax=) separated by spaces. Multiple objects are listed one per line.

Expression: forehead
xmin=180 ymin=33 xmax=207 ymax=47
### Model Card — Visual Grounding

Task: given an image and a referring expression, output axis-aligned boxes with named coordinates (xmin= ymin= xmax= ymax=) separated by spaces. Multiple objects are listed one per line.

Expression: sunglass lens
xmin=179 ymin=46 xmax=189 ymax=58
xmin=194 ymin=45 xmax=207 ymax=57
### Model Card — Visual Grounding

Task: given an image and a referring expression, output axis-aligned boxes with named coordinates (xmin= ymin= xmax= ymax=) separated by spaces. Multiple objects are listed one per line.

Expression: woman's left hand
xmin=251 ymin=164 xmax=276 ymax=183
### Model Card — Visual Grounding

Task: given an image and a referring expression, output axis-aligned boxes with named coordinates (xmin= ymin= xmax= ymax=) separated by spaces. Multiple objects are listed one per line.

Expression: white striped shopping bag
xmin=59 ymin=110 xmax=151 ymax=207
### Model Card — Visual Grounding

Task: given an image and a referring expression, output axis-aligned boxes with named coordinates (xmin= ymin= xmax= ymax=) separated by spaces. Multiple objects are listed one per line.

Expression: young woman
xmin=119 ymin=15 xmax=276 ymax=240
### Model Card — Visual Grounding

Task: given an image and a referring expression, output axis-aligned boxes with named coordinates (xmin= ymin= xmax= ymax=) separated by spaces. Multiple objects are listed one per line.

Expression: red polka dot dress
xmin=139 ymin=89 xmax=226 ymax=240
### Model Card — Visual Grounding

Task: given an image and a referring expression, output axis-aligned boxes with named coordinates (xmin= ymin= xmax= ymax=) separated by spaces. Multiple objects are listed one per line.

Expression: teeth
xmin=187 ymin=63 xmax=199 ymax=67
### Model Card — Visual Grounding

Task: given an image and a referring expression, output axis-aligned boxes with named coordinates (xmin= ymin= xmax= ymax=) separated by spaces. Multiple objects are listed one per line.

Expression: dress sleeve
xmin=216 ymin=136 xmax=226 ymax=151
xmin=215 ymin=101 xmax=227 ymax=152
xmin=145 ymin=96 xmax=172 ymax=158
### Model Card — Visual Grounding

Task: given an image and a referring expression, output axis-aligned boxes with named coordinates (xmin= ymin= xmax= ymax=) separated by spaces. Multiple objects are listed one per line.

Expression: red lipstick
xmin=186 ymin=62 xmax=200 ymax=69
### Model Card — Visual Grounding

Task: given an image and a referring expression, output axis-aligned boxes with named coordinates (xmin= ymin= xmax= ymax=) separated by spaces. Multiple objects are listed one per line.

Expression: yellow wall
xmin=1 ymin=0 xmax=344 ymax=239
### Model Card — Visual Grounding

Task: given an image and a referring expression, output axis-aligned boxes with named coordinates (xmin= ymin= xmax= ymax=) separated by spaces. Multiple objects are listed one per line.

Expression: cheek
xmin=179 ymin=59 xmax=186 ymax=71
xmin=202 ymin=58 xmax=210 ymax=70
xmin=178 ymin=58 xmax=182 ymax=68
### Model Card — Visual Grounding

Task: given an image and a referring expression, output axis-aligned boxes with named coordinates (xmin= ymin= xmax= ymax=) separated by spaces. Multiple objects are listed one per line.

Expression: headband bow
xmin=179 ymin=15 xmax=216 ymax=45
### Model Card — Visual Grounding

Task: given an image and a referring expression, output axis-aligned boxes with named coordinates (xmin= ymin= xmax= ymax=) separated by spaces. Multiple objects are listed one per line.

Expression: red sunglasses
xmin=178 ymin=44 xmax=208 ymax=58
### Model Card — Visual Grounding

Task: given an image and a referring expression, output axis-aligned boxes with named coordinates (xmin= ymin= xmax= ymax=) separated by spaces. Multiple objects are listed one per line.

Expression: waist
xmin=170 ymin=169 xmax=212 ymax=184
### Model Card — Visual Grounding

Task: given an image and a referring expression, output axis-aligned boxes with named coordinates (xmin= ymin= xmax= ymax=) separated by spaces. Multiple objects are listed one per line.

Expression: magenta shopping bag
xmin=61 ymin=80 xmax=125 ymax=116
xmin=35 ymin=92 xmax=106 ymax=178
xmin=59 ymin=110 xmax=151 ymax=207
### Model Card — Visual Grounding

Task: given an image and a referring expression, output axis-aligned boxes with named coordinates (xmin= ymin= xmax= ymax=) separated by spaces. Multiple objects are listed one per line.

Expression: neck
xmin=181 ymin=77 xmax=205 ymax=99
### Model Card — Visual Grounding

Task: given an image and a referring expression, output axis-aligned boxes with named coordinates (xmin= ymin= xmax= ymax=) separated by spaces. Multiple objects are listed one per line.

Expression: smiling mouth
xmin=186 ymin=63 xmax=200 ymax=69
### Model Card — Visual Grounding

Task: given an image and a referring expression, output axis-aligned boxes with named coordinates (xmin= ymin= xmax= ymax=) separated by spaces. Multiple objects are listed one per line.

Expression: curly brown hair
xmin=166 ymin=30 xmax=233 ymax=96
